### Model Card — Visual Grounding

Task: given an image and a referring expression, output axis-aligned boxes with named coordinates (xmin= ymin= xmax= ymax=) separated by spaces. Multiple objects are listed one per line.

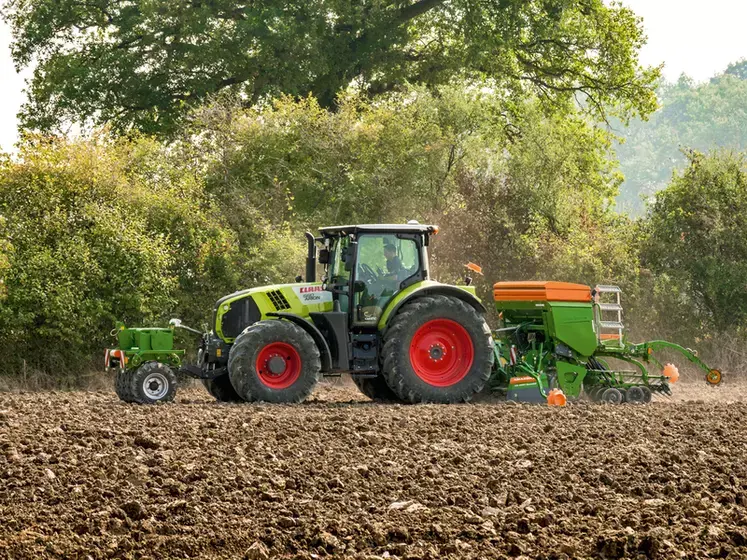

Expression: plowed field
xmin=1 ymin=381 xmax=746 ymax=559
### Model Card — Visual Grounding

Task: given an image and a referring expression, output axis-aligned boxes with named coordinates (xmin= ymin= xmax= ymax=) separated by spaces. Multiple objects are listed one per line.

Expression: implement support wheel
xmin=202 ymin=374 xmax=243 ymax=402
xmin=601 ymin=387 xmax=623 ymax=405
xmin=626 ymin=386 xmax=646 ymax=405
xmin=130 ymin=362 xmax=178 ymax=404
xmin=641 ymin=386 xmax=653 ymax=403
xmin=707 ymin=369 xmax=722 ymax=385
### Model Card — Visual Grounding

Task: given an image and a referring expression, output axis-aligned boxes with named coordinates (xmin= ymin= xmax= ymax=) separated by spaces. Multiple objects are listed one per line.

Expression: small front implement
xmin=105 ymin=322 xmax=185 ymax=404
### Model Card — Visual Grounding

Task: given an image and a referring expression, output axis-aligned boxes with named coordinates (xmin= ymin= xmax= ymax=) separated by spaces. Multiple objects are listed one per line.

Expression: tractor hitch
xmin=178 ymin=364 xmax=227 ymax=380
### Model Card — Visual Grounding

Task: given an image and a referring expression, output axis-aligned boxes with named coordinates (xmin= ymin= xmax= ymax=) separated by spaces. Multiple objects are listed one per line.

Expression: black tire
xmin=114 ymin=369 xmax=136 ymax=403
xmin=130 ymin=362 xmax=178 ymax=404
xmin=228 ymin=320 xmax=321 ymax=403
xmin=626 ymin=386 xmax=646 ymax=405
xmin=641 ymin=386 xmax=653 ymax=404
xmin=202 ymin=374 xmax=244 ymax=402
xmin=601 ymin=387 xmax=623 ymax=404
xmin=381 ymin=295 xmax=493 ymax=404
xmin=352 ymin=375 xmax=402 ymax=402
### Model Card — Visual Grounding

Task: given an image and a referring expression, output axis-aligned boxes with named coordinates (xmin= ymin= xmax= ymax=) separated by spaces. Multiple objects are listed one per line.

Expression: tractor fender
xmin=266 ymin=312 xmax=333 ymax=372
xmin=379 ymin=282 xmax=487 ymax=331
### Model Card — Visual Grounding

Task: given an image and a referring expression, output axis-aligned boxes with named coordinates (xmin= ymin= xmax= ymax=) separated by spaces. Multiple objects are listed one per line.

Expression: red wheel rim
xmin=255 ymin=342 xmax=302 ymax=389
xmin=409 ymin=319 xmax=474 ymax=387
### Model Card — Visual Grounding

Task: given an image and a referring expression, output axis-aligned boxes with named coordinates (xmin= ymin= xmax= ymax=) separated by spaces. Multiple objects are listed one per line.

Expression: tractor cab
xmin=318 ymin=223 xmax=436 ymax=327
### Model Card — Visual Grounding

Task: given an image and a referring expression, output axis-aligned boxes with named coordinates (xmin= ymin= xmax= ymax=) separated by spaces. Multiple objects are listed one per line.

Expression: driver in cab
xmin=383 ymin=244 xmax=403 ymax=280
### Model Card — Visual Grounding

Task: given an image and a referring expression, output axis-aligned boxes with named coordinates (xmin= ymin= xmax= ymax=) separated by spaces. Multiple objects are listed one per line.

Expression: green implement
xmin=490 ymin=281 xmax=722 ymax=404
xmin=105 ymin=322 xmax=183 ymax=404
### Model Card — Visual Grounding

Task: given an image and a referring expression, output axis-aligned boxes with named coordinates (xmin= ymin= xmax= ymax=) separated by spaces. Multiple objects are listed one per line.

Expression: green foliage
xmin=0 ymin=212 xmax=11 ymax=300
xmin=0 ymin=135 xmax=301 ymax=379
xmin=615 ymin=68 xmax=747 ymax=213
xmin=644 ymin=150 xmax=747 ymax=334
xmin=3 ymin=0 xmax=658 ymax=136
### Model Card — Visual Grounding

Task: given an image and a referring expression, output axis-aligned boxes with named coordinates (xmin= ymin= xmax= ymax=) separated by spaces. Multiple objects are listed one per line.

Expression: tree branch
xmin=396 ymin=0 xmax=445 ymax=24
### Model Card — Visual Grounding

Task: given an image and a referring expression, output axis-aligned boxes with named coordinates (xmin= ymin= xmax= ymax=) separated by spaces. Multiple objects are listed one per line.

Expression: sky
xmin=0 ymin=0 xmax=746 ymax=152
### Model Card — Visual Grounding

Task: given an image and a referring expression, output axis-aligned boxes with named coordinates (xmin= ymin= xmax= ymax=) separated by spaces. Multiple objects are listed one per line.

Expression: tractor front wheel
xmin=381 ymin=295 xmax=493 ymax=403
xmin=130 ymin=362 xmax=178 ymax=404
xmin=228 ymin=320 xmax=321 ymax=403
xmin=202 ymin=374 xmax=244 ymax=402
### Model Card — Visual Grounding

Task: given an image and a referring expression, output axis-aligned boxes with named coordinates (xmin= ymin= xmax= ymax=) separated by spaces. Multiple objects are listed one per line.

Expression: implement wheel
xmin=601 ymin=387 xmax=623 ymax=405
xmin=353 ymin=375 xmax=402 ymax=402
xmin=228 ymin=320 xmax=321 ymax=403
xmin=130 ymin=362 xmax=178 ymax=404
xmin=114 ymin=370 xmax=136 ymax=403
xmin=641 ymin=386 xmax=653 ymax=403
xmin=202 ymin=374 xmax=243 ymax=402
xmin=626 ymin=386 xmax=646 ymax=405
xmin=587 ymin=386 xmax=605 ymax=402
xmin=381 ymin=295 xmax=493 ymax=403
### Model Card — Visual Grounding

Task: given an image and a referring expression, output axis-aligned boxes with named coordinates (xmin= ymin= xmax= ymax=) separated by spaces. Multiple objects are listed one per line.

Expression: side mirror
xmin=318 ymin=248 xmax=330 ymax=265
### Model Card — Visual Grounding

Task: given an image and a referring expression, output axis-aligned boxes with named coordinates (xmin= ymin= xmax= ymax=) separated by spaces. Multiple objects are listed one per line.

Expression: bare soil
xmin=1 ymin=380 xmax=746 ymax=559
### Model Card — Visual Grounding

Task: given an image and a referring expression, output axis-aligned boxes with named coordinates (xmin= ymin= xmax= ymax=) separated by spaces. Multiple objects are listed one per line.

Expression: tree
xmin=644 ymin=149 xmax=747 ymax=333
xmin=725 ymin=59 xmax=747 ymax=81
xmin=3 ymin=0 xmax=658 ymax=136
xmin=614 ymin=64 xmax=747 ymax=214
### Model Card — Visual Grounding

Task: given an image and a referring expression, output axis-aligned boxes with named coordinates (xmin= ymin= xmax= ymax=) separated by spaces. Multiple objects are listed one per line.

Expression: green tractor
xmin=168 ymin=223 xmax=494 ymax=404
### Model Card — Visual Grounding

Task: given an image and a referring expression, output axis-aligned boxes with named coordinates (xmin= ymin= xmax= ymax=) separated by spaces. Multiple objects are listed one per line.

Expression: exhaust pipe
xmin=305 ymin=231 xmax=316 ymax=282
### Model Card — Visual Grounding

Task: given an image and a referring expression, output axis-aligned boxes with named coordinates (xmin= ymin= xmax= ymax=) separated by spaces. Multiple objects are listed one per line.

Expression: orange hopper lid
xmin=493 ymin=281 xmax=592 ymax=303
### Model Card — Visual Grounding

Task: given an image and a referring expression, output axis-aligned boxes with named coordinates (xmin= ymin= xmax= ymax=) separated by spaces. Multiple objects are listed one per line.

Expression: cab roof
xmin=318 ymin=223 xmax=438 ymax=236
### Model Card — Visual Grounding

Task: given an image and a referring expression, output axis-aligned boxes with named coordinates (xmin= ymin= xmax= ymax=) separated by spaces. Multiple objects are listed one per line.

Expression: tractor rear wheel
xmin=228 ymin=320 xmax=321 ymax=403
xmin=381 ymin=295 xmax=493 ymax=403
xmin=202 ymin=374 xmax=243 ymax=402
xmin=353 ymin=375 xmax=401 ymax=402
xmin=130 ymin=362 xmax=178 ymax=404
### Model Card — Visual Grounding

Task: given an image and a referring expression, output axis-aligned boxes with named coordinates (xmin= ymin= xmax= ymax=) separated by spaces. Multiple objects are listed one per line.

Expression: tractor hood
xmin=213 ymin=282 xmax=334 ymax=342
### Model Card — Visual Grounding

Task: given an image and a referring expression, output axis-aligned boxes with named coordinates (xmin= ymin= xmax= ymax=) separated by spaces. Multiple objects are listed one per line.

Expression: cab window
xmin=353 ymin=235 xmax=420 ymax=325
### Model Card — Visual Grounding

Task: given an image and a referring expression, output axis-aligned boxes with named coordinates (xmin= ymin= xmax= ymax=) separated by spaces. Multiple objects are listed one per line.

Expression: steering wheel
xmin=358 ymin=263 xmax=378 ymax=285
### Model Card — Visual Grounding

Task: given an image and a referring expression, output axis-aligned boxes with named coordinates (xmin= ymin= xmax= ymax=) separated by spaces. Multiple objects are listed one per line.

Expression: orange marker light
xmin=432 ymin=225 xmax=440 ymax=235
xmin=547 ymin=388 xmax=567 ymax=407
xmin=663 ymin=363 xmax=679 ymax=383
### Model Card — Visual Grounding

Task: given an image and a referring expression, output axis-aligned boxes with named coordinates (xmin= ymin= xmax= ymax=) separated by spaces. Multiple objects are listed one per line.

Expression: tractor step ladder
xmin=594 ymin=285 xmax=624 ymax=347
